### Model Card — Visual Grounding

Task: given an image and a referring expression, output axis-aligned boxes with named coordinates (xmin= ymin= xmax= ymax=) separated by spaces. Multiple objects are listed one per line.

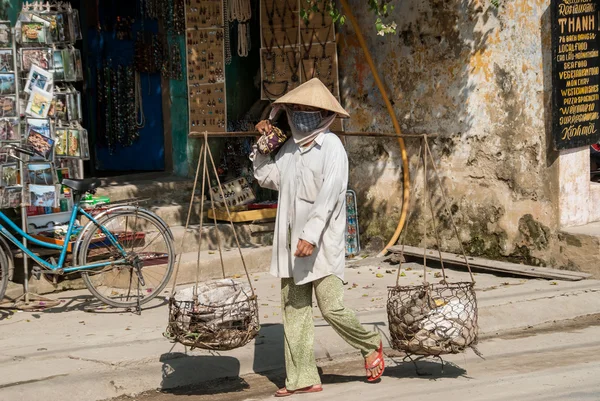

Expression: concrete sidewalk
xmin=1 ymin=260 xmax=599 ymax=401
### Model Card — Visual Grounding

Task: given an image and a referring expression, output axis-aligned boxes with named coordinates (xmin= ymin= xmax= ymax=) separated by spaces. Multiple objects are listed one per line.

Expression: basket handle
xmin=395 ymin=135 xmax=475 ymax=287
xmin=170 ymin=137 xmax=206 ymax=297
xmin=203 ymin=132 xmax=256 ymax=297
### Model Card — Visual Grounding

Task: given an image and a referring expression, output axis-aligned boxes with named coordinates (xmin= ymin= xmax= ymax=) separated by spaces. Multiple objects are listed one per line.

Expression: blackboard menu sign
xmin=552 ymin=0 xmax=600 ymax=150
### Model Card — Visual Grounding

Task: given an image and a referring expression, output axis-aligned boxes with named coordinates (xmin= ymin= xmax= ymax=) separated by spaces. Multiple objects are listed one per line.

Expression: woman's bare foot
xmin=275 ymin=384 xmax=323 ymax=397
xmin=365 ymin=349 xmax=383 ymax=378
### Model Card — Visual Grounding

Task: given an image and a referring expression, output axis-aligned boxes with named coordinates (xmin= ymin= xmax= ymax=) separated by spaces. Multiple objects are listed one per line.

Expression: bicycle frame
xmin=0 ymin=198 xmax=128 ymax=273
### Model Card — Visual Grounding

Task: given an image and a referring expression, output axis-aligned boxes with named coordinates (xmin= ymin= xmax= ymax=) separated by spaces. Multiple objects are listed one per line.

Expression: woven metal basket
xmin=387 ymin=281 xmax=478 ymax=356
xmin=165 ymin=295 xmax=260 ymax=351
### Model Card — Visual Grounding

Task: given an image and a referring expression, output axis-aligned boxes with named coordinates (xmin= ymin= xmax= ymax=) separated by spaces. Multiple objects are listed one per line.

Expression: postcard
xmin=62 ymin=48 xmax=75 ymax=82
xmin=25 ymin=64 xmax=53 ymax=93
xmin=1 ymin=163 xmax=18 ymax=186
xmin=26 ymin=87 xmax=53 ymax=118
xmin=55 ymin=128 xmax=67 ymax=156
xmin=52 ymin=49 xmax=64 ymax=81
xmin=21 ymin=22 xmax=47 ymax=44
xmin=27 ymin=128 xmax=54 ymax=160
xmin=0 ymin=22 xmax=11 ymax=48
xmin=21 ymin=48 xmax=52 ymax=71
xmin=0 ymin=73 xmax=15 ymax=95
xmin=0 ymin=49 xmax=13 ymax=73
xmin=0 ymin=118 xmax=19 ymax=141
xmin=68 ymin=129 xmax=80 ymax=157
xmin=2 ymin=186 xmax=22 ymax=208
xmin=27 ymin=162 xmax=54 ymax=185
xmin=29 ymin=184 xmax=57 ymax=208
xmin=0 ymin=97 xmax=16 ymax=118
xmin=27 ymin=118 xmax=51 ymax=138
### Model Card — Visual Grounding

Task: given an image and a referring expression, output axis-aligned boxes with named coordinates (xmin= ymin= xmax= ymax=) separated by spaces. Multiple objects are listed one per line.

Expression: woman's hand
xmin=255 ymin=120 xmax=273 ymax=136
xmin=295 ymin=239 xmax=315 ymax=258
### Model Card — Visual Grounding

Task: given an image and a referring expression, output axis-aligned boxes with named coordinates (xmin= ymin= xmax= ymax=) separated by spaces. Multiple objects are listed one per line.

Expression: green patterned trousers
xmin=281 ymin=275 xmax=381 ymax=391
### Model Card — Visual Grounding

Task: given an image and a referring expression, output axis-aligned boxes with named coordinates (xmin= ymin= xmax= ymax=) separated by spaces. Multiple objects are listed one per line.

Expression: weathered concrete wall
xmin=337 ymin=0 xmax=581 ymax=267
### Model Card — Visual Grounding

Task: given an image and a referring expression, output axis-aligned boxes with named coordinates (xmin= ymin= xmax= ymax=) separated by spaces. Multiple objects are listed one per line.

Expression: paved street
xmin=110 ymin=319 xmax=600 ymax=401
xmin=2 ymin=261 xmax=600 ymax=401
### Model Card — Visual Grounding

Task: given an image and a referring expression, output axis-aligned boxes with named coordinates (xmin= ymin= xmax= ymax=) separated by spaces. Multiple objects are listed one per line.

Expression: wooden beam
xmin=188 ymin=131 xmax=437 ymax=138
xmin=388 ymin=245 xmax=592 ymax=281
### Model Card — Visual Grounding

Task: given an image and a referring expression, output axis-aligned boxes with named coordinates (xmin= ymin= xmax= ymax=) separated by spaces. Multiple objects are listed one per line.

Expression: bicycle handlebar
xmin=3 ymin=144 xmax=35 ymax=157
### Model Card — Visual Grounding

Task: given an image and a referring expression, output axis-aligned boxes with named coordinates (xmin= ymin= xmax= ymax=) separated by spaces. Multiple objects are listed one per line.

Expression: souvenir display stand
xmin=0 ymin=2 xmax=89 ymax=306
xmin=259 ymin=0 xmax=343 ymax=131
xmin=184 ymin=0 xmax=228 ymax=134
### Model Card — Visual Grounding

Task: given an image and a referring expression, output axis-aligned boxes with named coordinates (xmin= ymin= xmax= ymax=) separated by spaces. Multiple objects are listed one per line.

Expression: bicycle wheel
xmin=79 ymin=208 xmax=175 ymax=308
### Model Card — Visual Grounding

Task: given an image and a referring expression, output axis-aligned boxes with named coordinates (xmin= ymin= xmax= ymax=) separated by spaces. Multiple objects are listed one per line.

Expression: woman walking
xmin=251 ymin=78 xmax=385 ymax=397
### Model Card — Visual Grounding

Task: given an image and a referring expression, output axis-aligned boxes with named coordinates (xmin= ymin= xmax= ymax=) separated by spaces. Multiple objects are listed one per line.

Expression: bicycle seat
xmin=61 ymin=178 xmax=101 ymax=193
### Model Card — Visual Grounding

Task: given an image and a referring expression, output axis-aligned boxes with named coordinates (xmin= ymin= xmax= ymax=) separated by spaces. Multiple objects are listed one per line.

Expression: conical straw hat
xmin=273 ymin=78 xmax=350 ymax=118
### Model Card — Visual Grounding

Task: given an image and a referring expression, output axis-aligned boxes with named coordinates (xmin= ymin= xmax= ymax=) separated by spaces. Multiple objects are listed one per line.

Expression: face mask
xmin=291 ymin=110 xmax=322 ymax=133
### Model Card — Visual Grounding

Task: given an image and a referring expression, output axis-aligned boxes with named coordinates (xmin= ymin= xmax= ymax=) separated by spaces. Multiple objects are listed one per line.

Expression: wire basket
xmin=165 ymin=294 xmax=260 ymax=351
xmin=387 ymin=282 xmax=478 ymax=356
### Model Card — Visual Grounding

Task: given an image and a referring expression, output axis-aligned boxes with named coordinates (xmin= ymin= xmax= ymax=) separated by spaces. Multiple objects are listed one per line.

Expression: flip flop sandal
xmin=365 ymin=341 xmax=385 ymax=382
xmin=274 ymin=385 xmax=323 ymax=397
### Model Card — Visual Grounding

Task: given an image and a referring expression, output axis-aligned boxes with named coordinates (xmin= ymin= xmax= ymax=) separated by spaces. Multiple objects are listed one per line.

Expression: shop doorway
xmin=76 ymin=0 xmax=166 ymax=175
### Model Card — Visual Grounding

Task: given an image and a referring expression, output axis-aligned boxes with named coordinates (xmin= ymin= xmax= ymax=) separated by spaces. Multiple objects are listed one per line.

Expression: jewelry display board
xmin=185 ymin=0 xmax=227 ymax=133
xmin=260 ymin=0 xmax=342 ymax=130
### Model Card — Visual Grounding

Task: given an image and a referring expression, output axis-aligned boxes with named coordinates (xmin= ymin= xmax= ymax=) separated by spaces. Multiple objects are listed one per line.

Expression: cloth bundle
xmin=256 ymin=126 xmax=288 ymax=155
xmin=174 ymin=279 xmax=253 ymax=329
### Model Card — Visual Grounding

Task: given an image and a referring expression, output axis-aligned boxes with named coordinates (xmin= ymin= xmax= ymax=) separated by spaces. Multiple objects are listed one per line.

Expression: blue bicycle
xmin=0 ymin=145 xmax=175 ymax=308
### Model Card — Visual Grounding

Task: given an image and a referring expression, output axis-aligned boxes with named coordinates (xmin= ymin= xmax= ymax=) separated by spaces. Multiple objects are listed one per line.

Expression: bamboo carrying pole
xmin=337 ymin=0 xmax=411 ymax=258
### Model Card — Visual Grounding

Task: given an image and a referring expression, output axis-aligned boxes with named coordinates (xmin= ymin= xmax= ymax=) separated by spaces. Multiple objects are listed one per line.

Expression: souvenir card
xmin=63 ymin=12 xmax=75 ymax=43
xmin=0 ymin=163 xmax=18 ymax=186
xmin=27 ymin=162 xmax=55 ymax=185
xmin=48 ymin=93 xmax=67 ymax=120
xmin=0 ymin=118 xmax=19 ymax=140
xmin=26 ymin=87 xmax=53 ymax=118
xmin=0 ymin=50 xmax=13 ymax=73
xmin=25 ymin=64 xmax=53 ymax=93
xmin=29 ymin=184 xmax=58 ymax=208
xmin=80 ymin=129 xmax=90 ymax=160
xmin=52 ymin=49 xmax=64 ymax=80
xmin=20 ymin=22 xmax=47 ymax=45
xmin=73 ymin=48 xmax=83 ymax=81
xmin=27 ymin=118 xmax=51 ymax=138
xmin=0 ymin=97 xmax=16 ymax=118
xmin=0 ymin=146 xmax=15 ymax=163
xmin=0 ymin=22 xmax=11 ymax=48
xmin=21 ymin=48 xmax=53 ymax=71
xmin=47 ymin=13 xmax=66 ymax=43
xmin=61 ymin=48 xmax=75 ymax=82
xmin=54 ymin=127 xmax=67 ymax=156
xmin=71 ymin=10 xmax=82 ymax=41
xmin=66 ymin=92 xmax=78 ymax=120
xmin=67 ymin=129 xmax=80 ymax=157
xmin=0 ymin=73 xmax=15 ymax=95
xmin=27 ymin=128 xmax=55 ymax=160
xmin=2 ymin=186 xmax=23 ymax=208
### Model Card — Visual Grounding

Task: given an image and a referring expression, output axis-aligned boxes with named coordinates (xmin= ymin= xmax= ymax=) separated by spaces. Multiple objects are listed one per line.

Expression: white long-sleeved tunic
xmin=251 ymin=131 xmax=347 ymax=285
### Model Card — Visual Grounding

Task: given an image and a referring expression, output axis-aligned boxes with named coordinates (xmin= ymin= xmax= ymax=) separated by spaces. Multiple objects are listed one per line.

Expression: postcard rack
xmin=0 ymin=2 xmax=89 ymax=247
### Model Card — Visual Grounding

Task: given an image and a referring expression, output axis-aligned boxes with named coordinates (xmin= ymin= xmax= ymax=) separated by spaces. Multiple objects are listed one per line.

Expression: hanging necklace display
xmin=300 ymin=27 xmax=314 ymax=60
xmin=285 ymin=50 xmax=299 ymax=83
xmin=223 ymin=0 xmax=232 ymax=65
